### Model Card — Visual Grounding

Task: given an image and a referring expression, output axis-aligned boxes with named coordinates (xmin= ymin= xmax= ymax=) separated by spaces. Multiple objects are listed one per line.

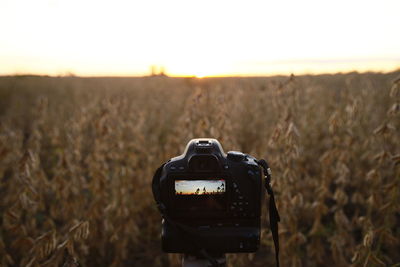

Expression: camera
xmin=152 ymin=138 xmax=266 ymax=254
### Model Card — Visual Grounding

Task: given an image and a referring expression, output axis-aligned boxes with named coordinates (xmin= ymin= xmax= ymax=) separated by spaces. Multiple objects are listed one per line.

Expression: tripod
xmin=182 ymin=253 xmax=226 ymax=267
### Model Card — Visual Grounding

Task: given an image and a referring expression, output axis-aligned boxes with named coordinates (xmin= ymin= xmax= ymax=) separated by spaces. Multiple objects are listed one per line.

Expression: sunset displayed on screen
xmin=175 ymin=180 xmax=225 ymax=195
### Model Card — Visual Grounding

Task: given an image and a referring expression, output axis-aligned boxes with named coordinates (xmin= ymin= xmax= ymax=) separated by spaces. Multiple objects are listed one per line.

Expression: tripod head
xmin=183 ymin=253 xmax=225 ymax=267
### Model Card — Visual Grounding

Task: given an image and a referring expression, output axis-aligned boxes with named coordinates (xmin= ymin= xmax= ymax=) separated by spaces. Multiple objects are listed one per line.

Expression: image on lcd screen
xmin=175 ymin=180 xmax=225 ymax=195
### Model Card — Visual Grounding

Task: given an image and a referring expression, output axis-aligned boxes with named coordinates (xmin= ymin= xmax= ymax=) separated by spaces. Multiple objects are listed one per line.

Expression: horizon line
xmin=1 ymin=67 xmax=399 ymax=79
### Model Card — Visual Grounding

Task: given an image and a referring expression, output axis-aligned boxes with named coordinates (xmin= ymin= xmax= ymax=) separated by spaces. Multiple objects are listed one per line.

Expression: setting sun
xmin=1 ymin=0 xmax=399 ymax=76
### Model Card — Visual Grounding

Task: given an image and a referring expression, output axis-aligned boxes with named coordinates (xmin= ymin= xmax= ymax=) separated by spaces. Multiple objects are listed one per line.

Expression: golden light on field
xmin=1 ymin=0 xmax=399 ymax=76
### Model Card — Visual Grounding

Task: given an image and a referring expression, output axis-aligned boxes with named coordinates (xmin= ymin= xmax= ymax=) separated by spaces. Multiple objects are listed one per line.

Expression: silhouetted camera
xmin=152 ymin=139 xmax=265 ymax=253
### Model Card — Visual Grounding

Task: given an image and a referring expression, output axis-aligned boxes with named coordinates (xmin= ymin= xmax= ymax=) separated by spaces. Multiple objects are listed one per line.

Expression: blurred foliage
xmin=0 ymin=72 xmax=399 ymax=266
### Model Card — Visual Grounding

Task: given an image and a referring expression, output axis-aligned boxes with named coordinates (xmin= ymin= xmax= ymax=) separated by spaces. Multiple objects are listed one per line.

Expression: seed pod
xmin=391 ymin=154 xmax=400 ymax=165
xmin=334 ymin=188 xmax=348 ymax=206
xmin=363 ymin=230 xmax=374 ymax=248
xmin=387 ymin=102 xmax=400 ymax=116
xmin=390 ymin=79 xmax=400 ymax=98
xmin=351 ymin=251 xmax=359 ymax=263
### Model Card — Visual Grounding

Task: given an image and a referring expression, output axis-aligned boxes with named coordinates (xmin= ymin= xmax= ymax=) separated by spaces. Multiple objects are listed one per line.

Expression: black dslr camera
xmin=152 ymin=139 xmax=280 ymax=263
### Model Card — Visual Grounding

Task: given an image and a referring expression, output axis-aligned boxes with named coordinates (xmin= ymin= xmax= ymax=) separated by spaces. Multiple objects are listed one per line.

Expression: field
xmin=0 ymin=72 xmax=399 ymax=267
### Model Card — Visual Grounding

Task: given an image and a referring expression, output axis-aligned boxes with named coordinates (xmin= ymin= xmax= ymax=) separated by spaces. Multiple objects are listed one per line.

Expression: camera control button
xmin=170 ymin=166 xmax=176 ymax=170
xmin=178 ymin=166 xmax=184 ymax=171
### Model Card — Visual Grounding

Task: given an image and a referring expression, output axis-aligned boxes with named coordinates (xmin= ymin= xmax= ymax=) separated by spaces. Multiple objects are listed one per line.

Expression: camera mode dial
xmin=227 ymin=151 xmax=245 ymax=161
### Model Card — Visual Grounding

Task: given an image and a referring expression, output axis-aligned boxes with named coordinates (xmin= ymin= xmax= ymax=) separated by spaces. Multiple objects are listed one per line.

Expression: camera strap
xmin=257 ymin=159 xmax=280 ymax=267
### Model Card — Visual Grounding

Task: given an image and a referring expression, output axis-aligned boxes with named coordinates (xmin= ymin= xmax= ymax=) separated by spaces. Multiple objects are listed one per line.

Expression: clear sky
xmin=1 ymin=0 xmax=399 ymax=77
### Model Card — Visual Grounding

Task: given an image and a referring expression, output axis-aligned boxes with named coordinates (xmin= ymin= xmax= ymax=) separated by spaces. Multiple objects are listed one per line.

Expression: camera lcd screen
xmin=174 ymin=179 xmax=226 ymax=211
xmin=175 ymin=180 xmax=225 ymax=195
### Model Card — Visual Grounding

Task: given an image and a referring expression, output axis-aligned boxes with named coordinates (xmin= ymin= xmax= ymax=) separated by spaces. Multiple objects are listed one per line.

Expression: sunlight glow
xmin=0 ymin=0 xmax=399 ymax=76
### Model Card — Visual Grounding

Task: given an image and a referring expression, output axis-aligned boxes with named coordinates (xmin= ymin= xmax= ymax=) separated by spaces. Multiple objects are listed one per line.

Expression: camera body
xmin=156 ymin=139 xmax=264 ymax=253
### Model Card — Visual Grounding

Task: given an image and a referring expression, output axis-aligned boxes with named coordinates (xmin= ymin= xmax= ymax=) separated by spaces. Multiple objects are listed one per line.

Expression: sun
xmin=166 ymin=59 xmax=230 ymax=78
xmin=192 ymin=70 xmax=209 ymax=78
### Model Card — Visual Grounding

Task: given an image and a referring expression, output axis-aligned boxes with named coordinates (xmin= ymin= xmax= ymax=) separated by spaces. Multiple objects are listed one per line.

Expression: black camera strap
xmin=257 ymin=159 xmax=280 ymax=267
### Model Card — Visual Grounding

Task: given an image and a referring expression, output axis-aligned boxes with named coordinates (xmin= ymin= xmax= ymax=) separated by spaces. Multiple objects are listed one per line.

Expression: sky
xmin=1 ymin=0 xmax=399 ymax=77
xmin=175 ymin=180 xmax=225 ymax=195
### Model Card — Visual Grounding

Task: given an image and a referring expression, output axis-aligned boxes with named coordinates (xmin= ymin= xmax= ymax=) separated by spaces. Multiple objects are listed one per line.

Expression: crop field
xmin=0 ymin=72 xmax=399 ymax=266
